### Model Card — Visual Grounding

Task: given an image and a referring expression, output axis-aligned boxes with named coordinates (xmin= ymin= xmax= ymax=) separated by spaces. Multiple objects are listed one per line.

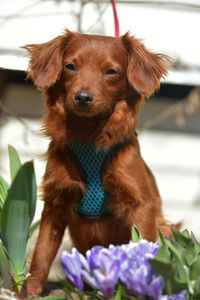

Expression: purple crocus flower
xmin=61 ymin=248 xmax=85 ymax=291
xmin=120 ymin=240 xmax=163 ymax=300
xmin=108 ymin=244 xmax=127 ymax=264
xmin=146 ymin=275 xmax=165 ymax=299
xmin=83 ymin=247 xmax=121 ymax=298
xmin=86 ymin=246 xmax=104 ymax=270
xmin=160 ymin=290 xmax=187 ymax=300
xmin=61 ymin=240 xmax=186 ymax=300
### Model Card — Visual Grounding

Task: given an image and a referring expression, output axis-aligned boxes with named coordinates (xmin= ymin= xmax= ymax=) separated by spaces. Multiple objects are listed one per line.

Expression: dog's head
xmin=24 ymin=30 xmax=170 ymax=117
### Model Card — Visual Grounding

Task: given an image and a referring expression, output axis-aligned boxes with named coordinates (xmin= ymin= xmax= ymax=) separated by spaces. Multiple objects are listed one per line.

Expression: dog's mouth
xmin=74 ymin=105 xmax=94 ymax=117
xmin=65 ymin=90 xmax=115 ymax=118
xmin=66 ymin=99 xmax=97 ymax=117
xmin=66 ymin=92 xmax=103 ymax=117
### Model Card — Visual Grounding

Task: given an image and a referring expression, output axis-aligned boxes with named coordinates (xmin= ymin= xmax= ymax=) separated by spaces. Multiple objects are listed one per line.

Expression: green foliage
xmin=33 ymin=295 xmax=68 ymax=300
xmin=150 ymin=226 xmax=200 ymax=299
xmin=0 ymin=242 xmax=12 ymax=289
xmin=132 ymin=225 xmax=143 ymax=243
xmin=0 ymin=176 xmax=9 ymax=211
xmin=0 ymin=145 xmax=36 ymax=292
xmin=8 ymin=145 xmax=22 ymax=182
xmin=61 ymin=226 xmax=200 ymax=300
xmin=114 ymin=284 xmax=140 ymax=300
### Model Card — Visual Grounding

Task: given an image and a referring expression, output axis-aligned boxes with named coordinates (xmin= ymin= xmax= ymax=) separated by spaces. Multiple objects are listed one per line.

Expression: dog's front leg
xmin=104 ymin=146 xmax=163 ymax=242
xmin=27 ymin=201 xmax=68 ymax=297
xmin=109 ymin=182 xmax=158 ymax=242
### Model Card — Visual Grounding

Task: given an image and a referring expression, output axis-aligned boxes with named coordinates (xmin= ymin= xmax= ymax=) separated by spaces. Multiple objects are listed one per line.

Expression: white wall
xmin=0 ymin=0 xmax=200 ymax=85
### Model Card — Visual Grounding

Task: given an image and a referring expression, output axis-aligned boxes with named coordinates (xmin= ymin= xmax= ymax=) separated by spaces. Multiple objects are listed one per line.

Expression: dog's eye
xmin=66 ymin=64 xmax=76 ymax=71
xmin=104 ymin=69 xmax=118 ymax=76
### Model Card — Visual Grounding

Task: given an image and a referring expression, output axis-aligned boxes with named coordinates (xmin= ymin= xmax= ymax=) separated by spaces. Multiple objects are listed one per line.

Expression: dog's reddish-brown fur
xmin=25 ymin=30 xmax=172 ymax=296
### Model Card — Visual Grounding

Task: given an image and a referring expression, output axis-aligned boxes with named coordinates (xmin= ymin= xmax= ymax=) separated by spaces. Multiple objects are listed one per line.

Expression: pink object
xmin=111 ymin=0 xmax=120 ymax=37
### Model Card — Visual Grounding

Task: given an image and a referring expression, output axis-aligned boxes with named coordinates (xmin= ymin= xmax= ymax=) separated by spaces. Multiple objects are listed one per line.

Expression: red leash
xmin=111 ymin=0 xmax=120 ymax=37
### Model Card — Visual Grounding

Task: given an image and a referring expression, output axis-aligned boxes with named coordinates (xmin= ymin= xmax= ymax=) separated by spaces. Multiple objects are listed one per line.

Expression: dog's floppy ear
xmin=122 ymin=32 xmax=171 ymax=97
xmin=23 ymin=30 xmax=74 ymax=90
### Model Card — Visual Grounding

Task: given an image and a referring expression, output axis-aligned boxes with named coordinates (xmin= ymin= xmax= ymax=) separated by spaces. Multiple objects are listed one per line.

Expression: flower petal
xmin=93 ymin=261 xmax=120 ymax=299
xmin=81 ymin=270 xmax=98 ymax=289
xmin=146 ymin=276 xmax=164 ymax=299
xmin=86 ymin=246 xmax=103 ymax=270
xmin=61 ymin=249 xmax=83 ymax=291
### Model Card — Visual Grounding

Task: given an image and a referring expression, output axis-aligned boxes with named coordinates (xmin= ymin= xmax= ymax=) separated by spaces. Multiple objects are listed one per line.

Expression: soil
xmin=43 ymin=281 xmax=63 ymax=297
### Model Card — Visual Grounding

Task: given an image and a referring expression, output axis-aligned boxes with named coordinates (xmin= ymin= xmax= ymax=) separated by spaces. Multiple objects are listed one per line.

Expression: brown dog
xmin=25 ymin=30 xmax=172 ymax=296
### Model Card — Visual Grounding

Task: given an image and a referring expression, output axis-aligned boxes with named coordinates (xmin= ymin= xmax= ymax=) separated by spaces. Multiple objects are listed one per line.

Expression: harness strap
xmin=66 ymin=142 xmax=124 ymax=218
xmin=67 ymin=147 xmax=87 ymax=184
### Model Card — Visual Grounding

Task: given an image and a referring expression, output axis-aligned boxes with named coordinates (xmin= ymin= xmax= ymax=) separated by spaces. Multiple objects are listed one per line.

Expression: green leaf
xmin=171 ymin=227 xmax=200 ymax=268
xmin=153 ymin=244 xmax=171 ymax=263
xmin=33 ymin=295 xmax=67 ymax=300
xmin=0 ymin=176 xmax=9 ymax=211
xmin=181 ymin=249 xmax=196 ymax=267
xmin=114 ymin=284 xmax=124 ymax=300
xmin=172 ymin=226 xmax=192 ymax=249
xmin=162 ymin=237 xmax=194 ymax=295
xmin=8 ymin=145 xmax=22 ymax=182
xmin=87 ymin=290 xmax=99 ymax=300
xmin=158 ymin=228 xmax=167 ymax=246
xmin=29 ymin=219 xmax=41 ymax=237
xmin=194 ymin=276 xmax=200 ymax=295
xmin=172 ymin=226 xmax=200 ymax=264
xmin=151 ymin=233 xmax=194 ymax=295
xmin=164 ymin=239 xmax=187 ymax=281
xmin=181 ymin=228 xmax=190 ymax=239
xmin=191 ymin=231 xmax=200 ymax=255
xmin=61 ymin=278 xmax=76 ymax=292
xmin=61 ymin=279 xmax=85 ymax=300
xmin=151 ymin=256 xmax=188 ymax=295
xmin=0 ymin=161 xmax=36 ymax=287
xmin=114 ymin=284 xmax=135 ymax=300
xmin=190 ymin=256 xmax=200 ymax=281
xmin=0 ymin=242 xmax=12 ymax=289
xmin=150 ymin=257 xmax=175 ymax=295
xmin=132 ymin=226 xmax=143 ymax=243
xmin=194 ymin=293 xmax=200 ymax=300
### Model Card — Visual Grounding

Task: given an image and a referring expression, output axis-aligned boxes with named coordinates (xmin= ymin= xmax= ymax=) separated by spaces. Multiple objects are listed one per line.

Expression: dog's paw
xmin=27 ymin=279 xmax=43 ymax=298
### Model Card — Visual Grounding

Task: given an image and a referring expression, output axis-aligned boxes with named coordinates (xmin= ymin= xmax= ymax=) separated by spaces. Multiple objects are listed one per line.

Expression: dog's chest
xmin=67 ymin=141 xmax=123 ymax=218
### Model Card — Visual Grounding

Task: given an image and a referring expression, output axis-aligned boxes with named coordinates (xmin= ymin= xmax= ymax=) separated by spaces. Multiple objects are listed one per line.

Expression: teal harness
xmin=67 ymin=142 xmax=123 ymax=219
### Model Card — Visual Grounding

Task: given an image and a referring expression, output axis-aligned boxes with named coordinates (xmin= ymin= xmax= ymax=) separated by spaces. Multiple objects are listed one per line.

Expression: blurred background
xmin=0 ymin=0 xmax=200 ymax=243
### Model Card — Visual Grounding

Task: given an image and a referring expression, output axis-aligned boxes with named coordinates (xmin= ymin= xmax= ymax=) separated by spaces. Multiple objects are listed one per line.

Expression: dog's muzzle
xmin=75 ymin=91 xmax=94 ymax=107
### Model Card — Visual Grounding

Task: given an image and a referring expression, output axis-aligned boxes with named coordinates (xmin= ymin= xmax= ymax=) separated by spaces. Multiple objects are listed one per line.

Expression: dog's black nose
xmin=75 ymin=91 xmax=93 ymax=106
